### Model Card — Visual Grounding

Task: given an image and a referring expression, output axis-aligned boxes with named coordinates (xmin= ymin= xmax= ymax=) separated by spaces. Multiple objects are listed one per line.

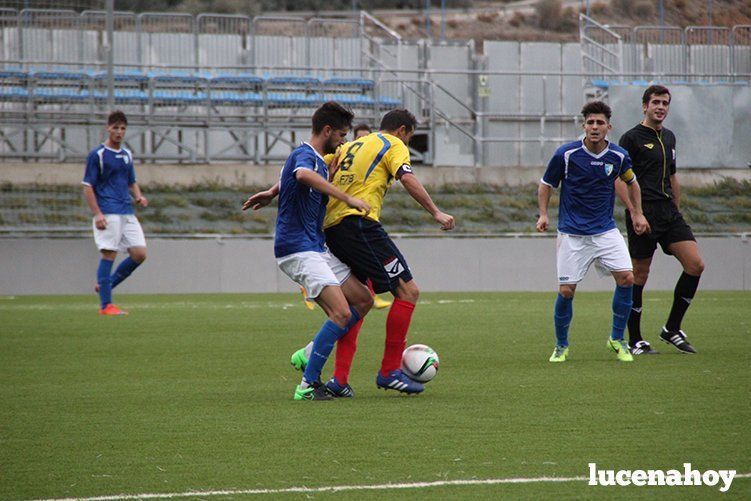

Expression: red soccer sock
xmin=333 ymin=318 xmax=363 ymax=385
xmin=380 ymin=299 xmax=416 ymax=377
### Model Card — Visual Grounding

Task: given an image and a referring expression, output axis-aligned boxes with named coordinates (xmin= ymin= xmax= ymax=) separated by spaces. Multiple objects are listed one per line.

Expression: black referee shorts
xmin=325 ymin=216 xmax=413 ymax=294
xmin=625 ymin=200 xmax=695 ymax=259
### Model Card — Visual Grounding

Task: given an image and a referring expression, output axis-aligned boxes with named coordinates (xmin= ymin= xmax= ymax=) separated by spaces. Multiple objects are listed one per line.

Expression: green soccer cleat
xmin=290 ymin=347 xmax=308 ymax=371
xmin=607 ymin=338 xmax=634 ymax=362
xmin=548 ymin=345 xmax=569 ymax=362
xmin=293 ymin=381 xmax=333 ymax=401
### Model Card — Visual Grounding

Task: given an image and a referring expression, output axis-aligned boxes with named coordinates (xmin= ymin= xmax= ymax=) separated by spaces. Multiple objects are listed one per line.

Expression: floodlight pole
xmin=440 ymin=0 xmax=446 ymax=42
xmin=425 ymin=0 xmax=432 ymax=40
xmin=105 ymin=0 xmax=114 ymax=113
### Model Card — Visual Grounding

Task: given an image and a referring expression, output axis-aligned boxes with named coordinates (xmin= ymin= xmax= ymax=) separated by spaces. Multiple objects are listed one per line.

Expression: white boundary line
xmin=30 ymin=473 xmax=751 ymax=501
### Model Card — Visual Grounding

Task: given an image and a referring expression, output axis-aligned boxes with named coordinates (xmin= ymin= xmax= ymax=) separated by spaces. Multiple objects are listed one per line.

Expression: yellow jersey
xmin=323 ymin=132 xmax=411 ymax=229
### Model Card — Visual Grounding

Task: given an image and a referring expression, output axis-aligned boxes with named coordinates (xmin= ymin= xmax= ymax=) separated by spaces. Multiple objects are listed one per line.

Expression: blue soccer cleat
xmin=325 ymin=376 xmax=354 ymax=398
xmin=376 ymin=369 xmax=424 ymax=394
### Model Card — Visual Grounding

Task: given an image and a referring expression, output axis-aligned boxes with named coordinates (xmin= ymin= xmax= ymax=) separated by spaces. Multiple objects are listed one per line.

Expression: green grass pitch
xmin=1 ymin=291 xmax=750 ymax=500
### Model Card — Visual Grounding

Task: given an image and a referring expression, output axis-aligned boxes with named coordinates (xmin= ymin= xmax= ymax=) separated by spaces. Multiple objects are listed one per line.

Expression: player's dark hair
xmin=107 ymin=110 xmax=128 ymax=126
xmin=642 ymin=85 xmax=671 ymax=105
xmin=581 ymin=101 xmax=612 ymax=121
xmin=311 ymin=101 xmax=354 ymax=134
xmin=379 ymin=109 xmax=417 ymax=133
xmin=353 ymin=123 xmax=371 ymax=135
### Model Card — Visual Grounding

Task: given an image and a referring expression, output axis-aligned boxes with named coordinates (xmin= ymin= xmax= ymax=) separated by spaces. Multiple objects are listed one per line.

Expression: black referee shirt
xmin=618 ymin=123 xmax=677 ymax=202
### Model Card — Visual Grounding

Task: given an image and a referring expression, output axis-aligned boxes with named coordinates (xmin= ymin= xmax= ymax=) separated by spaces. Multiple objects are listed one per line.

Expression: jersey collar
xmin=103 ymin=144 xmax=123 ymax=153
xmin=302 ymin=142 xmax=326 ymax=162
xmin=581 ymin=139 xmax=611 ymax=159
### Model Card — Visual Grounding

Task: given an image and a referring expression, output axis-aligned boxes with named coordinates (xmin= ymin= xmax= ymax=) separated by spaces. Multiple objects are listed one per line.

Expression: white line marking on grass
xmin=32 ymin=474 xmax=751 ymax=501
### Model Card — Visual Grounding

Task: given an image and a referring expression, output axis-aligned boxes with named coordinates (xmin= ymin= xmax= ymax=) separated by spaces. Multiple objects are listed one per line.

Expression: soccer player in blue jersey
xmin=536 ymin=101 xmax=649 ymax=362
xmin=82 ymin=111 xmax=148 ymax=316
xmin=246 ymin=101 xmax=374 ymax=400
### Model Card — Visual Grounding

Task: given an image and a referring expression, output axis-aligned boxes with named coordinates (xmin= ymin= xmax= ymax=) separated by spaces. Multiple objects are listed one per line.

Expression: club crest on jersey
xmin=383 ymin=257 xmax=403 ymax=278
xmin=644 ymin=143 xmax=654 ymax=150
xmin=604 ymin=163 xmax=614 ymax=176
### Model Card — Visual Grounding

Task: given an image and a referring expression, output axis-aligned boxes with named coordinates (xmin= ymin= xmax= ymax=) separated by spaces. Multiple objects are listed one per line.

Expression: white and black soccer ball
xmin=401 ymin=344 xmax=439 ymax=383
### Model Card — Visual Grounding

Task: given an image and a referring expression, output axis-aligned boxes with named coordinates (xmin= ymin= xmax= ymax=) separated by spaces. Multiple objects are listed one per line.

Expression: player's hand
xmin=346 ymin=196 xmax=371 ymax=215
xmin=135 ymin=196 xmax=148 ymax=207
xmin=435 ymin=211 xmax=455 ymax=231
xmin=94 ymin=213 xmax=107 ymax=230
xmin=242 ymin=190 xmax=275 ymax=211
xmin=631 ymin=212 xmax=651 ymax=235
xmin=536 ymin=214 xmax=549 ymax=232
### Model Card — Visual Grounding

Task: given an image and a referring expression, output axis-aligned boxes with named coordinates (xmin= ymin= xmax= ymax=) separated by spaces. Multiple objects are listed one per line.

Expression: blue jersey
xmin=542 ymin=140 xmax=636 ymax=236
xmin=82 ymin=144 xmax=136 ymax=215
xmin=274 ymin=143 xmax=330 ymax=258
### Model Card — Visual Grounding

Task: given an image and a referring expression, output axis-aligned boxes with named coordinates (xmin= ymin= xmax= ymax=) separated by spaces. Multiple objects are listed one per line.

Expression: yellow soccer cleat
xmin=607 ymin=338 xmax=634 ymax=362
xmin=300 ymin=286 xmax=315 ymax=311
xmin=373 ymin=294 xmax=392 ymax=309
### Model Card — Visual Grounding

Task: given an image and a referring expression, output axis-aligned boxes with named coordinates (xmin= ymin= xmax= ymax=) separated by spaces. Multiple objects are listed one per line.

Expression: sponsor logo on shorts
xmin=384 ymin=257 xmax=403 ymax=278
xmin=559 ymin=276 xmax=570 ymax=281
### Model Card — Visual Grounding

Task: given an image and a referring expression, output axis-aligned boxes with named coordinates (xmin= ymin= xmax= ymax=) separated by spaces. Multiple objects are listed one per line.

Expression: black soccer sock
xmin=665 ymin=272 xmax=701 ymax=332
xmin=627 ymin=284 xmax=644 ymax=345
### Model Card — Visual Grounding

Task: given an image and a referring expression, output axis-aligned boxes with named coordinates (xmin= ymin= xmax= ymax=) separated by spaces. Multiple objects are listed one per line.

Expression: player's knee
xmin=330 ymin=307 xmax=352 ymax=329
xmin=353 ymin=293 xmax=374 ymax=317
xmin=558 ymin=286 xmax=575 ymax=299
xmin=130 ymin=247 xmax=147 ymax=263
xmin=633 ymin=268 xmax=649 ymax=285
xmin=617 ymin=272 xmax=634 ymax=288
xmin=686 ymin=258 xmax=704 ymax=276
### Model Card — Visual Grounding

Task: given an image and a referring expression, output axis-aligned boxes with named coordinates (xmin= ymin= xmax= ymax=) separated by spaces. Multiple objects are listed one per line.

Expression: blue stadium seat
xmin=33 ymin=87 xmax=89 ymax=102
xmin=0 ymin=69 xmax=27 ymax=80
xmin=267 ymin=75 xmax=320 ymax=86
xmin=152 ymin=90 xmax=208 ymax=103
xmin=267 ymin=92 xmax=321 ymax=106
xmin=323 ymin=77 xmax=375 ymax=90
xmin=210 ymin=90 xmax=263 ymax=105
xmin=377 ymin=96 xmax=401 ymax=108
xmin=93 ymin=69 xmax=148 ymax=83
xmin=590 ymin=79 xmax=609 ymax=89
xmin=326 ymin=93 xmax=376 ymax=107
xmin=0 ymin=86 xmax=29 ymax=100
xmin=211 ymin=74 xmax=263 ymax=85
xmin=631 ymin=80 xmax=650 ymax=86
xmin=149 ymin=71 xmax=209 ymax=83
xmin=31 ymin=69 xmax=88 ymax=81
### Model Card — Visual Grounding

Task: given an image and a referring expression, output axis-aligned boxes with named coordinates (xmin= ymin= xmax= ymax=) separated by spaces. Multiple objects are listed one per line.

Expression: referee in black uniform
xmin=616 ymin=85 xmax=705 ymax=355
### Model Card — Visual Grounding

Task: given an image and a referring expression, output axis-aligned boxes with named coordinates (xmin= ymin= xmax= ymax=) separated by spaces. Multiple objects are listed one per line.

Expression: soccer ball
xmin=401 ymin=344 xmax=439 ymax=383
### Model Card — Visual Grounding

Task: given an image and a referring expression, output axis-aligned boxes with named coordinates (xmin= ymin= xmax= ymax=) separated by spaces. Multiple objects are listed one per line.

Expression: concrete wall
xmin=2 ymin=162 xmax=749 ymax=189
xmin=1 ymin=235 xmax=749 ymax=296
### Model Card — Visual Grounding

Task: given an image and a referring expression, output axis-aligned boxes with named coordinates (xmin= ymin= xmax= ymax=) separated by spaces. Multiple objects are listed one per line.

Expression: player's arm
xmin=82 ymin=152 xmax=106 ymax=229
xmin=670 ymin=174 xmax=681 ymax=211
xmin=82 ymin=184 xmax=107 ymax=230
xmin=399 ymin=173 xmax=454 ymax=230
xmin=129 ymin=183 xmax=148 ymax=207
xmin=614 ymin=178 xmax=631 ymax=209
xmin=619 ymin=169 xmax=650 ymax=235
xmin=295 ymin=169 xmax=371 ymax=214
xmin=536 ymin=182 xmax=552 ymax=232
xmin=242 ymin=182 xmax=280 ymax=211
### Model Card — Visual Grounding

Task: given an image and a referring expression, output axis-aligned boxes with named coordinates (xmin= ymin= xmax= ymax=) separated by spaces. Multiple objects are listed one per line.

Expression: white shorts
xmin=556 ymin=228 xmax=632 ymax=284
xmin=93 ymin=214 xmax=146 ymax=251
xmin=276 ymin=250 xmax=351 ymax=300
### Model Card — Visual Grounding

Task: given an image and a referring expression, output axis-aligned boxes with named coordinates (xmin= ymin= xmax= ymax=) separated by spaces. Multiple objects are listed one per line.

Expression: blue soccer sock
xmin=611 ymin=284 xmax=634 ymax=341
xmin=554 ymin=293 xmax=573 ymax=347
xmin=97 ymin=258 xmax=114 ymax=308
xmin=111 ymin=257 xmax=141 ymax=289
xmin=302 ymin=307 xmax=361 ymax=386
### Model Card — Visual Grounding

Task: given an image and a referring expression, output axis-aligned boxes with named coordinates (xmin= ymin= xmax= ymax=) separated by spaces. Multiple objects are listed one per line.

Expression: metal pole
xmin=425 ymin=0 xmax=432 ymax=40
xmin=440 ymin=0 xmax=446 ymax=42
xmin=659 ymin=0 xmax=664 ymax=26
xmin=105 ymin=0 xmax=114 ymax=113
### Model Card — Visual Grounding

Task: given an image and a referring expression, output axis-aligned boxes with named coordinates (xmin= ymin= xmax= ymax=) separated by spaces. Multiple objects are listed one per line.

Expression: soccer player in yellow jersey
xmin=246 ymin=109 xmax=454 ymax=396
xmin=320 ymin=109 xmax=454 ymax=395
